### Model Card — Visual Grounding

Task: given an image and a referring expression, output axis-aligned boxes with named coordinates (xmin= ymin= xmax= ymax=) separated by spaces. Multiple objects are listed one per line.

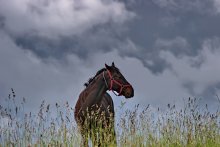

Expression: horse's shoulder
xmin=75 ymin=89 xmax=87 ymax=109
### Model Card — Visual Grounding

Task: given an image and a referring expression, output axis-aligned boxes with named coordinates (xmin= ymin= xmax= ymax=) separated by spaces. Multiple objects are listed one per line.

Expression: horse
xmin=74 ymin=62 xmax=134 ymax=146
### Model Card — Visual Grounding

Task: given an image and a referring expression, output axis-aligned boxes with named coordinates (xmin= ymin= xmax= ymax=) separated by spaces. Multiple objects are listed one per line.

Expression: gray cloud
xmin=0 ymin=0 xmax=134 ymax=38
xmin=159 ymin=37 xmax=220 ymax=102
xmin=0 ymin=31 xmax=84 ymax=110
xmin=2 ymin=0 xmax=220 ymax=73
xmin=155 ymin=36 xmax=191 ymax=57
xmin=1 ymin=0 xmax=220 ymax=111
xmin=214 ymin=0 xmax=220 ymax=13
xmin=152 ymin=0 xmax=214 ymax=14
xmin=14 ymin=23 xmax=126 ymax=59
xmin=115 ymin=0 xmax=220 ymax=74
xmin=0 ymin=0 xmax=135 ymax=61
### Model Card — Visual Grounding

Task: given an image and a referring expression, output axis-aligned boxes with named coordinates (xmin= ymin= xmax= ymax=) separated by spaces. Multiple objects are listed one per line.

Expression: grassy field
xmin=0 ymin=89 xmax=220 ymax=146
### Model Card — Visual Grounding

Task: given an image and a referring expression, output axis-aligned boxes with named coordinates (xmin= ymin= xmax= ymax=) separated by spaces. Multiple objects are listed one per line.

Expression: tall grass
xmin=0 ymin=89 xmax=220 ymax=146
xmin=117 ymin=99 xmax=220 ymax=147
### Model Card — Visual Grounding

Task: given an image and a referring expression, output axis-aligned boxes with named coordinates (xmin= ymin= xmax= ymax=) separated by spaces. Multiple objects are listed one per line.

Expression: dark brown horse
xmin=74 ymin=62 xmax=134 ymax=146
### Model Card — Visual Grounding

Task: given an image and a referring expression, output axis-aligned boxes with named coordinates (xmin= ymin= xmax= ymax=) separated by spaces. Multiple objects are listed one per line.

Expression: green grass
xmin=0 ymin=89 xmax=220 ymax=146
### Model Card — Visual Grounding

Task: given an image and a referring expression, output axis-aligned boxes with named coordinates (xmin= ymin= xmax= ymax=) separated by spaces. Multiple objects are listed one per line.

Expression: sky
xmin=1 ymin=0 xmax=220 ymax=112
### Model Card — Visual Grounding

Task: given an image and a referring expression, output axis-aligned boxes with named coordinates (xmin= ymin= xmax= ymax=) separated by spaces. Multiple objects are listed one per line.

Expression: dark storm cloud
xmin=1 ymin=0 xmax=220 ymax=109
xmin=2 ymin=0 xmax=220 ymax=74
xmin=14 ymin=23 xmax=126 ymax=59
xmin=130 ymin=0 xmax=219 ymax=50
xmin=0 ymin=15 xmax=5 ymax=28
xmin=113 ymin=0 xmax=220 ymax=74
xmin=152 ymin=0 xmax=214 ymax=13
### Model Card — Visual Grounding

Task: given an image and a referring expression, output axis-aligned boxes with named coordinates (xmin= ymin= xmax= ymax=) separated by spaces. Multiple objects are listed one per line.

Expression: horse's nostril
xmin=126 ymin=91 xmax=131 ymax=96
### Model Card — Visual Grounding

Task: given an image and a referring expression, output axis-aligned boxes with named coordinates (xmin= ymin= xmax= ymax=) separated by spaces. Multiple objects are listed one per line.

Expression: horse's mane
xmin=84 ymin=68 xmax=107 ymax=87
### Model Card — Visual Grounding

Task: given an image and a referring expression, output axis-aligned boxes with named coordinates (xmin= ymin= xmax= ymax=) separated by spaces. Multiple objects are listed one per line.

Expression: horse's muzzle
xmin=124 ymin=87 xmax=134 ymax=98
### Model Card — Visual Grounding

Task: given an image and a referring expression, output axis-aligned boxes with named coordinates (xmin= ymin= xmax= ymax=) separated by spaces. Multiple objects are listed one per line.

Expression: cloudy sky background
xmin=1 ymin=0 xmax=220 ymax=113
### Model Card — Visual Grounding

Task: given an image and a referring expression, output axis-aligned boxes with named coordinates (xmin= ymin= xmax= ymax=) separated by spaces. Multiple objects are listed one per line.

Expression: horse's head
xmin=104 ymin=62 xmax=134 ymax=98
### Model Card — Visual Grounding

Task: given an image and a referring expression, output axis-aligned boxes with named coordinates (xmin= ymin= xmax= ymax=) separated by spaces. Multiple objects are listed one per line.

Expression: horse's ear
xmin=105 ymin=63 xmax=111 ymax=70
xmin=112 ymin=62 xmax=115 ymax=67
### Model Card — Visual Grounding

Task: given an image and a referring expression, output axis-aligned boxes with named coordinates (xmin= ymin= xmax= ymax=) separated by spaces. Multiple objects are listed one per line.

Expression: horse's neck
xmin=82 ymin=73 xmax=108 ymax=108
